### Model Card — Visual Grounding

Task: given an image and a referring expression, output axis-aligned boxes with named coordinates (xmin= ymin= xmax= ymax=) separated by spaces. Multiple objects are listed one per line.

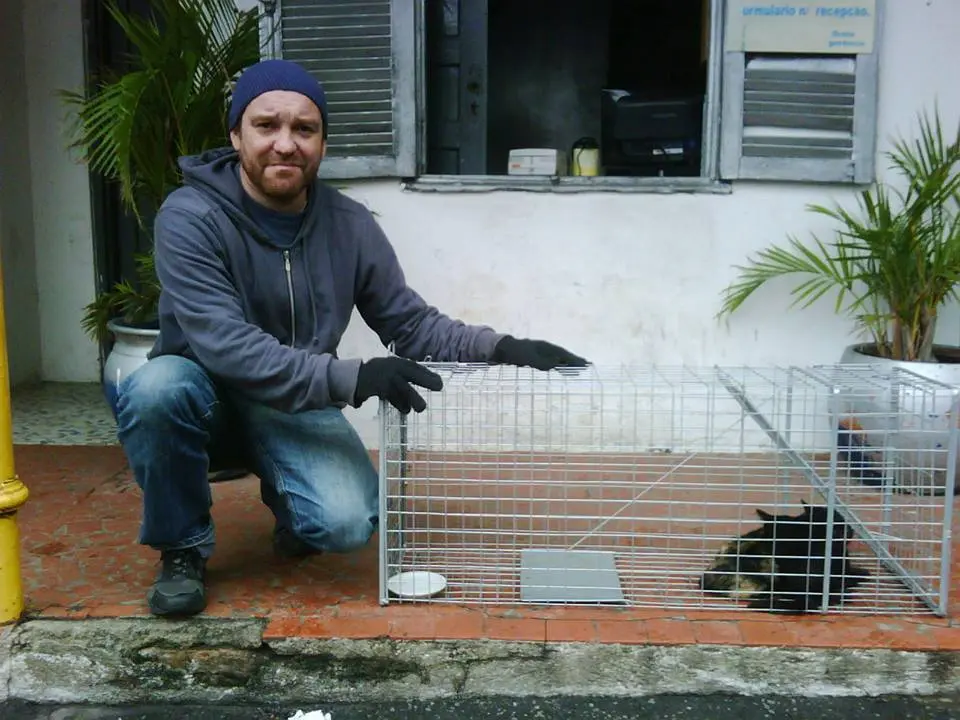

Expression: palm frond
xmin=65 ymin=0 xmax=263 ymax=342
xmin=63 ymin=0 xmax=261 ymax=227
xmin=718 ymin=103 xmax=960 ymax=362
xmin=717 ymin=232 xmax=861 ymax=319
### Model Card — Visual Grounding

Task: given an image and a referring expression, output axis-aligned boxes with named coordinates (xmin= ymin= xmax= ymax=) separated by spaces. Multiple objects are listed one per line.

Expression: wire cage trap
xmin=378 ymin=363 xmax=959 ymax=615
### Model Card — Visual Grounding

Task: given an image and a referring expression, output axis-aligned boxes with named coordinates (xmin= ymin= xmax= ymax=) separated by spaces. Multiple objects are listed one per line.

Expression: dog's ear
xmin=756 ymin=509 xmax=774 ymax=522
xmin=801 ymin=499 xmax=808 ymax=507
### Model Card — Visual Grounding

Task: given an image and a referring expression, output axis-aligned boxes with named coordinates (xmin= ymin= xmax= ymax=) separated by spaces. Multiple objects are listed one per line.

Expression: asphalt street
xmin=2 ymin=695 xmax=959 ymax=720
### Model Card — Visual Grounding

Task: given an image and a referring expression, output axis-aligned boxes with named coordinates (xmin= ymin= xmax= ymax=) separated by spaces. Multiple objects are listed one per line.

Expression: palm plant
xmin=717 ymin=105 xmax=960 ymax=363
xmin=61 ymin=0 xmax=262 ymax=344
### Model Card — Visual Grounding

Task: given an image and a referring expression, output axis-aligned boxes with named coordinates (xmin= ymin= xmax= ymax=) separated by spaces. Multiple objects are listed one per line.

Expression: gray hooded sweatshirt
xmin=149 ymin=147 xmax=503 ymax=413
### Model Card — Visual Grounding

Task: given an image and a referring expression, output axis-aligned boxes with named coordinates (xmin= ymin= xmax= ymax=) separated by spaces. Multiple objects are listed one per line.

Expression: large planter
xmin=833 ymin=343 xmax=960 ymax=496
xmin=102 ymin=319 xmax=159 ymax=421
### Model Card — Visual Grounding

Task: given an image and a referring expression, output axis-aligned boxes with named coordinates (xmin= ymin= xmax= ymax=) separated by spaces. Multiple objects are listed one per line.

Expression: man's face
xmin=230 ymin=90 xmax=327 ymax=212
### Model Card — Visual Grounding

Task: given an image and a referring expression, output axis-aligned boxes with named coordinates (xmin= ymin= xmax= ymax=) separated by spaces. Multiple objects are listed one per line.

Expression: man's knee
xmin=300 ymin=508 xmax=376 ymax=553
xmin=328 ymin=513 xmax=376 ymax=553
xmin=117 ymin=355 xmax=217 ymax=430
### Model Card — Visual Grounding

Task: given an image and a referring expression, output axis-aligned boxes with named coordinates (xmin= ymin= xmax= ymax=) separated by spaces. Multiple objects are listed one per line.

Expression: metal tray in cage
xmin=519 ymin=549 xmax=625 ymax=604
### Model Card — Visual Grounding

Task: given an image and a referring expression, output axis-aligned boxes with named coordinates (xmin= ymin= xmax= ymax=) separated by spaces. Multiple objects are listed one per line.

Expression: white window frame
xmin=718 ymin=1 xmax=882 ymax=184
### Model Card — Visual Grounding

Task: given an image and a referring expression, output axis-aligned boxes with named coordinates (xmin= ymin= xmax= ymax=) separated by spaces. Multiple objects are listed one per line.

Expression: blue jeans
xmin=115 ymin=355 xmax=379 ymax=559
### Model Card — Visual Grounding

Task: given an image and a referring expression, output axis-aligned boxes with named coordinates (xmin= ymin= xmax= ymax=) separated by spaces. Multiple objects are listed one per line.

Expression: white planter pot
xmin=834 ymin=343 xmax=960 ymax=495
xmin=102 ymin=319 xmax=159 ymax=420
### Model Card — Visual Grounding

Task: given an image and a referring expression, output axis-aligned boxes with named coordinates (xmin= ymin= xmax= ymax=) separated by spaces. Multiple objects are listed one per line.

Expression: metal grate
xmin=741 ymin=56 xmax=856 ymax=160
xmin=379 ymin=363 xmax=958 ymax=615
xmin=280 ymin=0 xmax=394 ymax=156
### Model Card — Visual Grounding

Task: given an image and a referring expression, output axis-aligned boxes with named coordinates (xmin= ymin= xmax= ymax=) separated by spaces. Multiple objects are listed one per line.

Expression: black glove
xmin=354 ymin=357 xmax=444 ymax=414
xmin=492 ymin=336 xmax=589 ymax=371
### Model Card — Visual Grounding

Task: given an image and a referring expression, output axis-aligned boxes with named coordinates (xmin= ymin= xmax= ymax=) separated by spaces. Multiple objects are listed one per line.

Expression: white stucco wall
xmin=7 ymin=0 xmax=960 ymax=450
xmin=22 ymin=0 xmax=99 ymax=383
xmin=0 ymin=0 xmax=42 ymax=386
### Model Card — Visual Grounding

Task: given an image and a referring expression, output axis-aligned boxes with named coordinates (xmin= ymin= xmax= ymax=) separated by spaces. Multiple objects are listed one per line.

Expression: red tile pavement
xmin=8 ymin=444 xmax=960 ymax=652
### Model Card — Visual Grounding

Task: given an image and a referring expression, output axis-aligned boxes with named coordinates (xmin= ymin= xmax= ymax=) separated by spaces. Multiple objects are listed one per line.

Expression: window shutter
xmin=261 ymin=0 xmax=417 ymax=179
xmin=719 ymin=3 xmax=882 ymax=184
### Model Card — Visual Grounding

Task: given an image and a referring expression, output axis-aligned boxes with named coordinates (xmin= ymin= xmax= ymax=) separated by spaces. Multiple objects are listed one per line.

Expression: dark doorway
xmin=80 ymin=0 xmax=155 ymax=368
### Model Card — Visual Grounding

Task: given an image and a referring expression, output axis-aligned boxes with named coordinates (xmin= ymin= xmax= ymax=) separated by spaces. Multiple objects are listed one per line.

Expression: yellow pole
xmin=0 ymin=249 xmax=28 ymax=625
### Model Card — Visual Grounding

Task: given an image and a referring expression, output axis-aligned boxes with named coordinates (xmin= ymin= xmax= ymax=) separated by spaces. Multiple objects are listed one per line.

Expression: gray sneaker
xmin=147 ymin=548 xmax=207 ymax=616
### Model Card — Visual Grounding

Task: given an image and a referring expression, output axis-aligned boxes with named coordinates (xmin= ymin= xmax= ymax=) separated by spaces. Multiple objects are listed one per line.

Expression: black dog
xmin=699 ymin=500 xmax=872 ymax=613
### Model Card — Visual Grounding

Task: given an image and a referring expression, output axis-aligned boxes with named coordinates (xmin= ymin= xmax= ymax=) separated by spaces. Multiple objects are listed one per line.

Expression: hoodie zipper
xmin=283 ymin=249 xmax=296 ymax=346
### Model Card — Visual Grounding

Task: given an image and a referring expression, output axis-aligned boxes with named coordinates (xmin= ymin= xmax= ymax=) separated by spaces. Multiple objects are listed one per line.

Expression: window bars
xmin=379 ymin=363 xmax=958 ymax=615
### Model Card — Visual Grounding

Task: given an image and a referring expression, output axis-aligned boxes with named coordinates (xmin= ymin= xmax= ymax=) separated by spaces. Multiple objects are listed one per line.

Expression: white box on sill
xmin=507 ymin=148 xmax=567 ymax=176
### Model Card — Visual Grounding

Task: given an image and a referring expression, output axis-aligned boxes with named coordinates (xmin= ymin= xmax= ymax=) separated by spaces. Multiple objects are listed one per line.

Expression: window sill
xmin=402 ymin=174 xmax=733 ymax=194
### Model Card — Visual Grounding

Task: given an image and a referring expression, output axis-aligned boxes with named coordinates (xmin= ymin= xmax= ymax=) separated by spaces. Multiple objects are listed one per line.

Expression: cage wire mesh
xmin=378 ymin=363 xmax=959 ymax=615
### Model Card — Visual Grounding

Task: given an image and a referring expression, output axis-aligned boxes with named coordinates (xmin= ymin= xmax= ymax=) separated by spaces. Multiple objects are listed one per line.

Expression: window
xmin=424 ymin=0 xmax=713 ymax=180
xmin=262 ymin=0 xmax=882 ymax=191
xmin=264 ymin=0 xmax=416 ymax=178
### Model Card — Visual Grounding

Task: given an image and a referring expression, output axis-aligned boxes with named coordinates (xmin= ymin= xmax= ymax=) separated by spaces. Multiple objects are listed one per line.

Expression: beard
xmin=240 ymin=154 xmax=320 ymax=205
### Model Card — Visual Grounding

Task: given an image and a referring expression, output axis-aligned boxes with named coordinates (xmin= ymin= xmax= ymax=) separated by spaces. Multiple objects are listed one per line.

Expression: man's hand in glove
xmin=492 ymin=336 xmax=589 ymax=371
xmin=354 ymin=357 xmax=444 ymax=414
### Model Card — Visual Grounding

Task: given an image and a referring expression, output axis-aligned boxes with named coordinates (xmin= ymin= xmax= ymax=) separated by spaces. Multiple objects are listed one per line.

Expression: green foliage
xmin=62 ymin=0 xmax=262 ymax=343
xmin=717 ymin=104 xmax=960 ymax=362
xmin=79 ymin=253 xmax=161 ymax=341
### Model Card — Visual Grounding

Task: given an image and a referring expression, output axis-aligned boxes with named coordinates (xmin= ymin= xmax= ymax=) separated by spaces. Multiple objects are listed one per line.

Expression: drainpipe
xmin=0 ymin=251 xmax=28 ymax=625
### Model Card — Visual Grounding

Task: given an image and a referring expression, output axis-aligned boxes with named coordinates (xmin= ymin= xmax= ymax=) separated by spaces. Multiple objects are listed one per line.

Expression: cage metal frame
xmin=378 ymin=362 xmax=959 ymax=616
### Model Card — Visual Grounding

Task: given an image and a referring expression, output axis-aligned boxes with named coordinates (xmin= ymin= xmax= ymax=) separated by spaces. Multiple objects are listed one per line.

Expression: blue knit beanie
xmin=228 ymin=59 xmax=329 ymax=137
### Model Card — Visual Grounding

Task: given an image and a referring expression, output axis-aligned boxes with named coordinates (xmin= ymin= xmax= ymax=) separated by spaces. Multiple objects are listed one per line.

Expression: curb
xmin=2 ymin=618 xmax=959 ymax=705
xmin=0 ymin=626 xmax=12 ymax=703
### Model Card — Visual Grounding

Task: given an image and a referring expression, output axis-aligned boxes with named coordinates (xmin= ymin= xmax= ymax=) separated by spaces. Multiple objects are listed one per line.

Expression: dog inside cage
xmin=698 ymin=500 xmax=873 ymax=613
xmin=379 ymin=363 xmax=958 ymax=616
